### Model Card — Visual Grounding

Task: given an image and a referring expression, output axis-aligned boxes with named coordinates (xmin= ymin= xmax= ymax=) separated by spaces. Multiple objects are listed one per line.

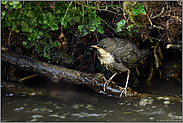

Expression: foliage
xmin=1 ymin=1 xmax=106 ymax=63
xmin=132 ymin=3 xmax=146 ymax=16
xmin=117 ymin=19 xmax=138 ymax=36
xmin=116 ymin=3 xmax=146 ymax=36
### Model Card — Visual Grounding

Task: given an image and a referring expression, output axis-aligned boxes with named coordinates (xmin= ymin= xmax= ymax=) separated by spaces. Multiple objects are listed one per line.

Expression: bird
xmin=91 ymin=38 xmax=151 ymax=97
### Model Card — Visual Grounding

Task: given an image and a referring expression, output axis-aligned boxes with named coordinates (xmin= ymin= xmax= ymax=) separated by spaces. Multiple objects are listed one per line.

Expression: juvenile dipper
xmin=91 ymin=38 xmax=150 ymax=97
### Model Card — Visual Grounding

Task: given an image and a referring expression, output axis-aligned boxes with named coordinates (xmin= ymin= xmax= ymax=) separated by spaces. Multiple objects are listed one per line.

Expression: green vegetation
xmin=1 ymin=1 xmax=146 ymax=62
xmin=116 ymin=3 xmax=146 ymax=36
xmin=1 ymin=1 xmax=106 ymax=62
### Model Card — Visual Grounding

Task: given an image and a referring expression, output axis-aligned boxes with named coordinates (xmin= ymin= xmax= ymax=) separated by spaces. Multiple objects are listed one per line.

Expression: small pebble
xmin=164 ymin=101 xmax=170 ymax=105
xmin=32 ymin=114 xmax=43 ymax=118
xmin=157 ymin=97 xmax=164 ymax=100
xmin=149 ymin=117 xmax=154 ymax=120
xmin=59 ymin=116 xmax=66 ymax=119
xmin=164 ymin=97 xmax=170 ymax=100
xmin=139 ymin=98 xmax=153 ymax=106
xmin=49 ymin=114 xmax=59 ymax=117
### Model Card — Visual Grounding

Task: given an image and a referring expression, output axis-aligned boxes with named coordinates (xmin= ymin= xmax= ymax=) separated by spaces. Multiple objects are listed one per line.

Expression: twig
xmin=151 ymin=7 xmax=164 ymax=19
xmin=19 ymin=74 xmax=38 ymax=81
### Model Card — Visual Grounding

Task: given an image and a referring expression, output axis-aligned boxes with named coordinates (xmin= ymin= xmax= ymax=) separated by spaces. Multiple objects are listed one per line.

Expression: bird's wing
xmin=112 ymin=38 xmax=140 ymax=68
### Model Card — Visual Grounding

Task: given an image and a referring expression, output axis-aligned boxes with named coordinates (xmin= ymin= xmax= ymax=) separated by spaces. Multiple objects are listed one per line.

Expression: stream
xmin=1 ymin=77 xmax=182 ymax=122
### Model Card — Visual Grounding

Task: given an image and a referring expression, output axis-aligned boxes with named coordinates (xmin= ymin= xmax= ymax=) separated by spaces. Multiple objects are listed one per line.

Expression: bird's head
xmin=91 ymin=38 xmax=118 ymax=53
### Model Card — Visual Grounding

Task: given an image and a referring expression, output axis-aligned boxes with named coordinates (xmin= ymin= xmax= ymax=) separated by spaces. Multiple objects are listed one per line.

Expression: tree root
xmin=1 ymin=50 xmax=181 ymax=102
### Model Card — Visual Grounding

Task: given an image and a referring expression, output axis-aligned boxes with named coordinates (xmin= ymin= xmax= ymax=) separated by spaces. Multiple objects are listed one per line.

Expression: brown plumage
xmin=91 ymin=38 xmax=150 ymax=97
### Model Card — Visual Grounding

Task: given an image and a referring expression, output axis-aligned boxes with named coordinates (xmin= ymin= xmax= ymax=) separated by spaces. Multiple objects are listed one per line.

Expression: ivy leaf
xmin=96 ymin=26 xmax=104 ymax=34
xmin=28 ymin=33 xmax=36 ymax=41
xmin=21 ymin=21 xmax=29 ymax=32
xmin=117 ymin=19 xmax=126 ymax=32
xmin=133 ymin=3 xmax=146 ymax=15
xmin=46 ymin=12 xmax=53 ymax=19
xmin=78 ymin=25 xmax=88 ymax=36
xmin=37 ymin=13 xmax=45 ymax=24
xmin=89 ymin=25 xmax=96 ymax=32
xmin=50 ymin=23 xmax=58 ymax=30
xmin=9 ymin=1 xmax=19 ymax=5
xmin=1 ymin=1 xmax=8 ymax=4
xmin=51 ymin=40 xmax=61 ymax=48
xmin=1 ymin=10 xmax=6 ymax=19
xmin=65 ymin=12 xmax=73 ymax=21
xmin=29 ymin=17 xmax=38 ymax=26
xmin=22 ymin=41 xmax=28 ymax=47
xmin=72 ymin=16 xmax=81 ymax=23
xmin=42 ymin=24 xmax=47 ymax=29
xmin=15 ymin=2 xmax=22 ymax=9
xmin=26 ymin=10 xmax=34 ymax=18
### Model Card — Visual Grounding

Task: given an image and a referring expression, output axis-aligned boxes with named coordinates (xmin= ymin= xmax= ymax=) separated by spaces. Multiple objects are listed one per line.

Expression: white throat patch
xmin=97 ymin=48 xmax=115 ymax=65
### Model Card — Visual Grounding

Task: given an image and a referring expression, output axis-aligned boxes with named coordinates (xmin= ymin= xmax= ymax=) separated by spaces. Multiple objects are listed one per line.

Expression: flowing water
xmin=1 ymin=78 xmax=182 ymax=122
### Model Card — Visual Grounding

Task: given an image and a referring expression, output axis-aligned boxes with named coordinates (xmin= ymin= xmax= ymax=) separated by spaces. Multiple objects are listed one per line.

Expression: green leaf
xmin=50 ymin=23 xmax=58 ymax=30
xmin=9 ymin=12 xmax=16 ymax=20
xmin=35 ymin=44 xmax=42 ymax=54
xmin=29 ymin=17 xmax=38 ymax=26
xmin=65 ymin=12 xmax=73 ymax=21
xmin=51 ymin=40 xmax=61 ymax=48
xmin=37 ymin=13 xmax=45 ymax=24
xmin=14 ymin=29 xmax=19 ymax=33
xmin=29 ymin=28 xmax=34 ymax=33
xmin=23 ymin=41 xmax=28 ymax=47
xmin=9 ymin=1 xmax=19 ymax=5
xmin=15 ymin=2 xmax=22 ymax=9
xmin=96 ymin=26 xmax=104 ymax=34
xmin=42 ymin=24 xmax=47 ymax=29
xmin=43 ymin=20 xmax=48 ymax=25
xmin=117 ymin=19 xmax=126 ymax=27
xmin=1 ymin=10 xmax=6 ymax=19
xmin=1 ymin=1 xmax=8 ymax=4
xmin=72 ymin=16 xmax=81 ymax=23
xmin=117 ymin=19 xmax=126 ymax=32
xmin=133 ymin=3 xmax=146 ymax=15
xmin=46 ymin=12 xmax=53 ymax=19
xmin=55 ymin=8 xmax=61 ymax=14
xmin=89 ymin=17 xmax=101 ymax=26
xmin=28 ymin=34 xmax=36 ymax=41
xmin=78 ymin=24 xmax=88 ymax=36
xmin=44 ymin=55 xmax=51 ymax=60
xmin=69 ymin=20 xmax=76 ymax=26
xmin=89 ymin=25 xmax=96 ymax=32
xmin=132 ymin=9 xmax=138 ymax=16
xmin=12 ymin=21 xmax=17 ymax=30
xmin=21 ymin=26 xmax=29 ymax=32
xmin=21 ymin=21 xmax=29 ymax=32
xmin=78 ymin=25 xmax=84 ymax=32
xmin=126 ymin=25 xmax=133 ymax=30
xmin=26 ymin=10 xmax=34 ymax=18
xmin=37 ymin=31 xmax=43 ymax=39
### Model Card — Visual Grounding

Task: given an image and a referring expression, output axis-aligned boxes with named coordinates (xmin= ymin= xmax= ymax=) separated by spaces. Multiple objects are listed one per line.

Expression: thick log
xmin=1 ymin=50 xmax=182 ymax=101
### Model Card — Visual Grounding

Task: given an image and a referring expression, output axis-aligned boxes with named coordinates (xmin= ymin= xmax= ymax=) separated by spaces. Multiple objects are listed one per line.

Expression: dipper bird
xmin=91 ymin=38 xmax=150 ymax=97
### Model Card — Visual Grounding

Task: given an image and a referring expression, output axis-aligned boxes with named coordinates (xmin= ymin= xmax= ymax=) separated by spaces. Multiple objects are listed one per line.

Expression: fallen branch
xmin=1 ymin=50 xmax=181 ymax=101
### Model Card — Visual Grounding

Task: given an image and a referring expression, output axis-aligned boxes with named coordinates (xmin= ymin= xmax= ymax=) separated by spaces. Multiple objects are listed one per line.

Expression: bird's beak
xmin=91 ymin=45 xmax=99 ymax=49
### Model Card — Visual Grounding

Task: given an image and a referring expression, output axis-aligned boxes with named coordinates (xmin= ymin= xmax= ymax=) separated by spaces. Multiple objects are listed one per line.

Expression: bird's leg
xmin=120 ymin=69 xmax=130 ymax=97
xmin=102 ymin=72 xmax=118 ymax=92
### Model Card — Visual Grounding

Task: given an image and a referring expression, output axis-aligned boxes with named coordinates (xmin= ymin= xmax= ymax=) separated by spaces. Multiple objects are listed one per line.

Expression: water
xmin=1 ymin=79 xmax=182 ymax=122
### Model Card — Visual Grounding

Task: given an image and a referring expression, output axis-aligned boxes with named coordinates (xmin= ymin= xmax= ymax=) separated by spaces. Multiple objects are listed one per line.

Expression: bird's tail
xmin=140 ymin=49 xmax=151 ymax=59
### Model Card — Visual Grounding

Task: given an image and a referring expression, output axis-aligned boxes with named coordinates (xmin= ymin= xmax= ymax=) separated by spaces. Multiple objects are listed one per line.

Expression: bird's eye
xmin=103 ymin=45 xmax=106 ymax=48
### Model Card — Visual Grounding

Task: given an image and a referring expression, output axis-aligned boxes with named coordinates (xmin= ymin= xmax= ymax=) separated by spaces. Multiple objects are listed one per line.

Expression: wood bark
xmin=1 ymin=50 xmax=181 ymax=101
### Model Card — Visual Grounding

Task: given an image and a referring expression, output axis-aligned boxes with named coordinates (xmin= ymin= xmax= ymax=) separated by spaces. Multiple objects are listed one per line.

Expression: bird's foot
xmin=102 ymin=77 xmax=112 ymax=92
xmin=119 ymin=87 xmax=127 ymax=98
